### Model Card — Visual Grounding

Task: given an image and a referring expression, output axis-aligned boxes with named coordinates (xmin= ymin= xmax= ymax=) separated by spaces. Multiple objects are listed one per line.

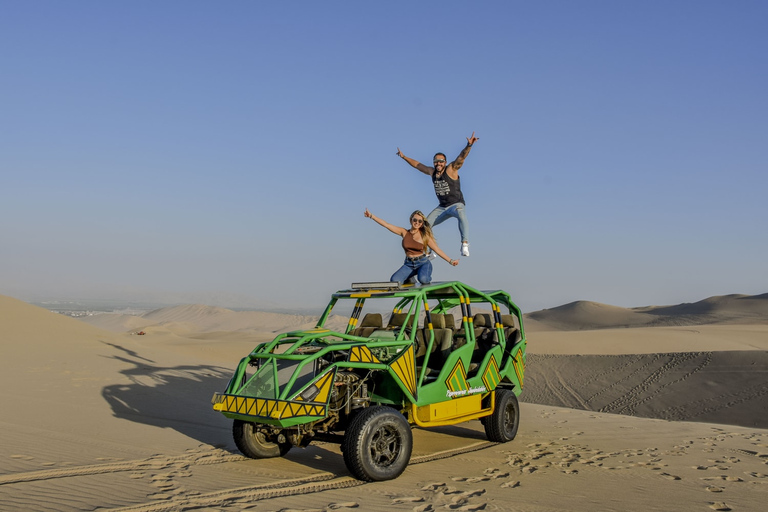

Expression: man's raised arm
xmin=397 ymin=148 xmax=433 ymax=175
xmin=449 ymin=132 xmax=479 ymax=173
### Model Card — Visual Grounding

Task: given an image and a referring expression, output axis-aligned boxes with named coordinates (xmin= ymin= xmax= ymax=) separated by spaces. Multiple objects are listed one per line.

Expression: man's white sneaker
xmin=460 ymin=242 xmax=470 ymax=257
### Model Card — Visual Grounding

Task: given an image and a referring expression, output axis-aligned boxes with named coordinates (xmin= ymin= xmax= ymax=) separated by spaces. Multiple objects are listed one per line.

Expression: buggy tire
xmin=233 ymin=420 xmax=291 ymax=459
xmin=342 ymin=406 xmax=412 ymax=481
xmin=484 ymin=389 xmax=520 ymax=443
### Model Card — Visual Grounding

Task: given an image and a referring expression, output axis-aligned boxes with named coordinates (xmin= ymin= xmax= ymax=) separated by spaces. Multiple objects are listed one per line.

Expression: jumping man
xmin=396 ymin=132 xmax=478 ymax=257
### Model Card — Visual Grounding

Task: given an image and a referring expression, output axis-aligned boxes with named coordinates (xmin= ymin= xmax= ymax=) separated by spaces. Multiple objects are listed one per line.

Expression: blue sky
xmin=1 ymin=1 xmax=766 ymax=312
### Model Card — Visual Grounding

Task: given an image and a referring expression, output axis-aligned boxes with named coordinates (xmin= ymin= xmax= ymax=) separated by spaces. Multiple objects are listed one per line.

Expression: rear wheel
xmin=233 ymin=420 xmax=291 ymax=458
xmin=484 ymin=389 xmax=520 ymax=443
xmin=342 ymin=406 xmax=412 ymax=481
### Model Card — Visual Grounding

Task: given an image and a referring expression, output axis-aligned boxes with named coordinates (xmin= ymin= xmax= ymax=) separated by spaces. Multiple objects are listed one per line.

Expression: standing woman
xmin=364 ymin=208 xmax=459 ymax=285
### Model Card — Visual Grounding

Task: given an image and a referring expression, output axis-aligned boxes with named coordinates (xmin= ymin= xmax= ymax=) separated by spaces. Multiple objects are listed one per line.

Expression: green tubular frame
xmin=216 ymin=281 xmax=526 ymax=427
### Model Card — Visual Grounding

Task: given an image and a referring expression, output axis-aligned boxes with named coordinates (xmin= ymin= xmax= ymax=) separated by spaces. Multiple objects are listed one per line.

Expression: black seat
xmin=415 ymin=314 xmax=453 ymax=370
xmin=442 ymin=313 xmax=457 ymax=333
xmin=350 ymin=313 xmax=382 ymax=337
xmin=452 ymin=314 xmax=469 ymax=350
xmin=500 ymin=314 xmax=521 ymax=344
xmin=472 ymin=313 xmax=497 ymax=360
xmin=387 ymin=312 xmax=408 ymax=328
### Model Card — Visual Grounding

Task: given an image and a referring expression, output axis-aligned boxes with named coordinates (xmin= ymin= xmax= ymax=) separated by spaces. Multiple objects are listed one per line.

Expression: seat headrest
xmin=387 ymin=312 xmax=409 ymax=327
xmin=500 ymin=314 xmax=516 ymax=328
xmin=360 ymin=313 xmax=383 ymax=328
xmin=473 ymin=313 xmax=493 ymax=327
xmin=442 ymin=313 xmax=456 ymax=329
xmin=429 ymin=313 xmax=445 ymax=329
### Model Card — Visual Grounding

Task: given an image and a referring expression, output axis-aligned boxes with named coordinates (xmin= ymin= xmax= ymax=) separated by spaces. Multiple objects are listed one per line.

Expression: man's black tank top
xmin=431 ymin=170 xmax=465 ymax=207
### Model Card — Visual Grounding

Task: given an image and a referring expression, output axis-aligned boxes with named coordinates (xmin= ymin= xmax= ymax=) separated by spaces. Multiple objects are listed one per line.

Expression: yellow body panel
xmin=390 ymin=345 xmax=417 ymax=398
xmin=411 ymin=392 xmax=494 ymax=427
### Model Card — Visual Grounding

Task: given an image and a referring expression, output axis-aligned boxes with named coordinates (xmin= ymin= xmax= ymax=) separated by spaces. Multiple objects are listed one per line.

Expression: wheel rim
xmin=504 ymin=401 xmax=517 ymax=435
xmin=254 ymin=431 xmax=272 ymax=447
xmin=369 ymin=424 xmax=401 ymax=467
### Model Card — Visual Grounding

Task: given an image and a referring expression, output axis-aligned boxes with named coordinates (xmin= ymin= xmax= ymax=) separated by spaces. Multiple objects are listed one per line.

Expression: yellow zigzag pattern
xmin=216 ymin=395 xmax=326 ymax=419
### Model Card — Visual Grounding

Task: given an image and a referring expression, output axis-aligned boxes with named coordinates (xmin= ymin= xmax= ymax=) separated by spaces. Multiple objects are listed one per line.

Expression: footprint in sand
xmin=452 ymin=476 xmax=492 ymax=483
xmin=146 ymin=492 xmax=173 ymax=500
xmin=434 ymin=486 xmax=463 ymax=496
xmin=705 ymin=485 xmax=724 ymax=493
xmin=413 ymin=505 xmax=434 ymax=512
xmin=660 ymin=473 xmax=681 ymax=480
xmin=500 ymin=480 xmax=520 ymax=488
xmin=392 ymin=497 xmax=424 ymax=504
xmin=444 ymin=495 xmax=482 ymax=509
xmin=327 ymin=503 xmax=359 ymax=510
xmin=708 ymin=503 xmax=731 ymax=511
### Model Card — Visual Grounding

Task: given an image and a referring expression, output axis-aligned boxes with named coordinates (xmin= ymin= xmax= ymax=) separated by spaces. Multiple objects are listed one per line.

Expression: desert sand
xmin=1 ymin=293 xmax=767 ymax=512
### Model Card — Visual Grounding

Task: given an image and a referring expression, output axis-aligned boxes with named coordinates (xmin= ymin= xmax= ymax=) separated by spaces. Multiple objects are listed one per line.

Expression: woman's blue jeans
xmin=390 ymin=255 xmax=433 ymax=285
xmin=426 ymin=202 xmax=468 ymax=243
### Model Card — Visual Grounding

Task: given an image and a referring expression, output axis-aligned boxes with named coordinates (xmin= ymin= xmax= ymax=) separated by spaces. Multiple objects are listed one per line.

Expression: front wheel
xmin=342 ymin=406 xmax=413 ymax=481
xmin=484 ymin=389 xmax=520 ymax=443
xmin=233 ymin=420 xmax=291 ymax=458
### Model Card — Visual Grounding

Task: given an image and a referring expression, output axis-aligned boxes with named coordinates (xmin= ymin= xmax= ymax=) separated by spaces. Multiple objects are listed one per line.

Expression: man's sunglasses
xmin=433 ymin=159 xmax=446 ymax=164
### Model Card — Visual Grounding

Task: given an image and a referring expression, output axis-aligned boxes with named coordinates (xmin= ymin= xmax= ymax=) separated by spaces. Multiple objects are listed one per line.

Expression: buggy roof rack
xmin=350 ymin=282 xmax=401 ymax=290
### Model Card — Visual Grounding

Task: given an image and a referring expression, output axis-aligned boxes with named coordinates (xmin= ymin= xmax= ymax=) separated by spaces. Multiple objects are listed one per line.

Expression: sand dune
xmin=2 ymin=293 xmax=767 ymax=511
xmin=526 ymin=292 xmax=768 ymax=331
xmin=526 ymin=300 xmax=659 ymax=331
xmin=523 ymin=293 xmax=768 ymax=431
xmin=81 ymin=303 xmax=348 ymax=335
xmin=523 ymin=351 xmax=768 ymax=429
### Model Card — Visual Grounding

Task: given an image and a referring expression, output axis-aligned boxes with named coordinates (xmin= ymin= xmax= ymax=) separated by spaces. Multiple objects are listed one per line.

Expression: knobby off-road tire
xmin=484 ymin=389 xmax=520 ymax=443
xmin=233 ymin=420 xmax=292 ymax=458
xmin=342 ymin=406 xmax=413 ymax=481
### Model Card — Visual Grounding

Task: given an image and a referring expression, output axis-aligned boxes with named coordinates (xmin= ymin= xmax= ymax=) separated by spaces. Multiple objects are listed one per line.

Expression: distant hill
xmin=49 ymin=292 xmax=768 ymax=334
xmin=526 ymin=293 xmax=768 ymax=331
xmin=0 ymin=294 xmax=113 ymax=346
xmin=79 ymin=303 xmax=348 ymax=334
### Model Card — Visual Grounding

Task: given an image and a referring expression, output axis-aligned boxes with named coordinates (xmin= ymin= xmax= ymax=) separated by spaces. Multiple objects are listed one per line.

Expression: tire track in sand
xmin=101 ymin=441 xmax=496 ymax=512
xmin=599 ymin=352 xmax=711 ymax=415
xmin=0 ymin=450 xmax=240 ymax=485
xmin=2 ymin=438 xmax=495 ymax=511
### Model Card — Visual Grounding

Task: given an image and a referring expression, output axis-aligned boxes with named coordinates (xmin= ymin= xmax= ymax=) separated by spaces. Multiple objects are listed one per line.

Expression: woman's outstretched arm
xmin=427 ymin=238 xmax=459 ymax=266
xmin=364 ymin=209 xmax=407 ymax=237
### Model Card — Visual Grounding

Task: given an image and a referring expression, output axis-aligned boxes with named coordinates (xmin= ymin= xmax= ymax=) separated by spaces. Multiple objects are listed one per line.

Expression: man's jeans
xmin=390 ymin=255 xmax=432 ymax=285
xmin=426 ymin=202 xmax=468 ymax=243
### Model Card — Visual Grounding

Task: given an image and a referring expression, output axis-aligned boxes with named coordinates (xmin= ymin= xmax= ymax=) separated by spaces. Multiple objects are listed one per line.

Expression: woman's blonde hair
xmin=409 ymin=210 xmax=435 ymax=253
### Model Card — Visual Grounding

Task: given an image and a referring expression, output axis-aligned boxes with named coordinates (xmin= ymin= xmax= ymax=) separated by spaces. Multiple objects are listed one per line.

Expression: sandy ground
xmin=2 ymin=294 xmax=767 ymax=511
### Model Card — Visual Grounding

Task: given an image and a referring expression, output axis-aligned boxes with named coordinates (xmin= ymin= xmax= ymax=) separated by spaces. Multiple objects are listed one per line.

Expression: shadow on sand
xmin=99 ymin=341 xmax=349 ymax=473
xmin=100 ymin=341 xmax=236 ymax=446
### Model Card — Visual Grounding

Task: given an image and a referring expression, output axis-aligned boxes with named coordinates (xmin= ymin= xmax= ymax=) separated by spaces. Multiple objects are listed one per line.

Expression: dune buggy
xmin=212 ymin=281 xmax=526 ymax=481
